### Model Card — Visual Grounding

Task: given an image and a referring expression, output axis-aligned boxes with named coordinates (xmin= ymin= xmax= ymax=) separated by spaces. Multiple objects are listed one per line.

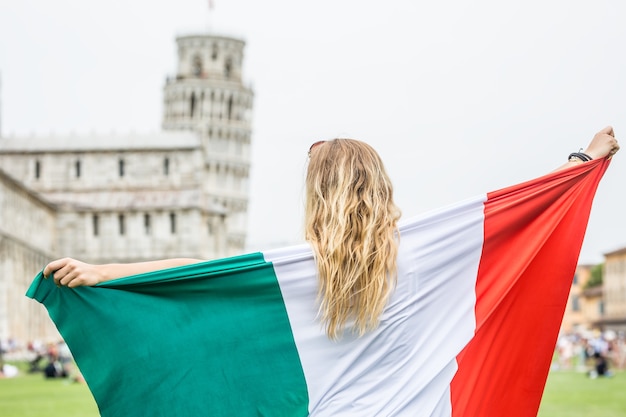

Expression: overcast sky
xmin=1 ymin=0 xmax=625 ymax=263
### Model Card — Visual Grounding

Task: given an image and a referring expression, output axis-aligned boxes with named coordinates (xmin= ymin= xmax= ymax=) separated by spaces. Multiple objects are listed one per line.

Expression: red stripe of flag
xmin=451 ymin=158 xmax=610 ymax=416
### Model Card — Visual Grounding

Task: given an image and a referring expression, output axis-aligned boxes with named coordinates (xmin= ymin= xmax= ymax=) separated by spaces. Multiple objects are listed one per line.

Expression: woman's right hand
xmin=43 ymin=258 xmax=106 ymax=288
xmin=42 ymin=257 xmax=204 ymax=288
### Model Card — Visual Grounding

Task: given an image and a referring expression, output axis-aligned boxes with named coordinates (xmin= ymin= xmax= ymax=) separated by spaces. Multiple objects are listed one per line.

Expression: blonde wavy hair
xmin=305 ymin=139 xmax=401 ymax=339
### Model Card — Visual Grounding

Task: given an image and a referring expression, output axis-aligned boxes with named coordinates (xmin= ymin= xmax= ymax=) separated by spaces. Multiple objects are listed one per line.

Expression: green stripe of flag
xmin=27 ymin=253 xmax=309 ymax=417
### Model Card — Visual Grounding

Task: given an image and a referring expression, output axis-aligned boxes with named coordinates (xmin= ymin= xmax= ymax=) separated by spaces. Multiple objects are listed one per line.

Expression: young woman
xmin=44 ymin=126 xmax=619 ymax=338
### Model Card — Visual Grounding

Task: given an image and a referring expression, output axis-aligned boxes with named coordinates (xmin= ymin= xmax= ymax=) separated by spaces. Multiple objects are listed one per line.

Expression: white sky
xmin=1 ymin=0 xmax=625 ymax=264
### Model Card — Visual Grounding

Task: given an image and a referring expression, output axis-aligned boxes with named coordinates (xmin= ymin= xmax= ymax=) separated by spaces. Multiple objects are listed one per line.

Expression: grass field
xmin=0 ymin=368 xmax=99 ymax=417
xmin=1 ymin=364 xmax=624 ymax=416
xmin=538 ymin=370 xmax=626 ymax=417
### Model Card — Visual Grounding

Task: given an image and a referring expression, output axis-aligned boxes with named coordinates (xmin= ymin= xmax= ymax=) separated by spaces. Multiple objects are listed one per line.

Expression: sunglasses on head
xmin=308 ymin=140 xmax=326 ymax=158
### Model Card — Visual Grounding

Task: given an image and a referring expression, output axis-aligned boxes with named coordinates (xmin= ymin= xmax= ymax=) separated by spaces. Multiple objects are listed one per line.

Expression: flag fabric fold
xmin=26 ymin=159 xmax=610 ymax=417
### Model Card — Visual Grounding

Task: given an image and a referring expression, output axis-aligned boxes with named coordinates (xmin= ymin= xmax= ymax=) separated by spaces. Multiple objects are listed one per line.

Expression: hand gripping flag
xmin=27 ymin=159 xmax=610 ymax=417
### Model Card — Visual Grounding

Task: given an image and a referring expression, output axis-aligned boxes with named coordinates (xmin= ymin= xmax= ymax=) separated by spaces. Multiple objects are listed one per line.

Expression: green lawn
xmin=538 ymin=370 xmax=626 ymax=417
xmin=0 ymin=369 xmax=99 ymax=417
xmin=1 ymin=364 xmax=624 ymax=416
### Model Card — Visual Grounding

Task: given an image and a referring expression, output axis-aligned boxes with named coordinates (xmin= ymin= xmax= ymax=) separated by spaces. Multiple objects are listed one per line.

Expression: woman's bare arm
xmin=43 ymin=257 xmax=204 ymax=288
xmin=554 ymin=126 xmax=619 ymax=172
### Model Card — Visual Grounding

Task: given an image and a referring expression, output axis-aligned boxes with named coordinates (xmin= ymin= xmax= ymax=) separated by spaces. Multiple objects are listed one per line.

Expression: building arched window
xmin=190 ymin=92 xmax=196 ymax=118
xmin=163 ymin=157 xmax=170 ymax=176
xmin=144 ymin=213 xmax=151 ymax=235
xmin=75 ymin=160 xmax=81 ymax=178
xmin=192 ymin=55 xmax=203 ymax=77
xmin=227 ymin=96 xmax=233 ymax=120
xmin=119 ymin=159 xmax=125 ymax=177
xmin=92 ymin=214 xmax=99 ymax=236
xmin=170 ymin=212 xmax=177 ymax=234
xmin=224 ymin=57 xmax=232 ymax=79
xmin=34 ymin=160 xmax=41 ymax=179
xmin=118 ymin=214 xmax=126 ymax=235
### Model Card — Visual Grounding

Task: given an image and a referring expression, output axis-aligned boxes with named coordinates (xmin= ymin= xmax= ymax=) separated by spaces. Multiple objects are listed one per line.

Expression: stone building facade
xmin=0 ymin=32 xmax=254 ymax=344
xmin=561 ymin=264 xmax=594 ymax=334
xmin=561 ymin=250 xmax=626 ymax=336
xmin=0 ymin=170 xmax=57 ymax=343
xmin=602 ymin=247 xmax=626 ymax=333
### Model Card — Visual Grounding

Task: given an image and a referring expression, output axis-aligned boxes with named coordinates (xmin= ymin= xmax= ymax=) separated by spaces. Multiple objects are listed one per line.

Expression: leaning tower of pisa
xmin=162 ymin=34 xmax=254 ymax=254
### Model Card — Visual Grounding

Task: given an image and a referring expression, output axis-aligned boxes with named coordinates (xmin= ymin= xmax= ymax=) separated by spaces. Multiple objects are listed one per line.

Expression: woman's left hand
xmin=583 ymin=126 xmax=620 ymax=159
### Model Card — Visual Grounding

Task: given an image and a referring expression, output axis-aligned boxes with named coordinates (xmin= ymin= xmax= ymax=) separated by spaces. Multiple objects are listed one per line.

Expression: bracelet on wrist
xmin=568 ymin=152 xmax=593 ymax=163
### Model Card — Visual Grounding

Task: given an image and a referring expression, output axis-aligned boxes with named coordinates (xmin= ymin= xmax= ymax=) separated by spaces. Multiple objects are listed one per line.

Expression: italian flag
xmin=27 ymin=159 xmax=610 ymax=417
